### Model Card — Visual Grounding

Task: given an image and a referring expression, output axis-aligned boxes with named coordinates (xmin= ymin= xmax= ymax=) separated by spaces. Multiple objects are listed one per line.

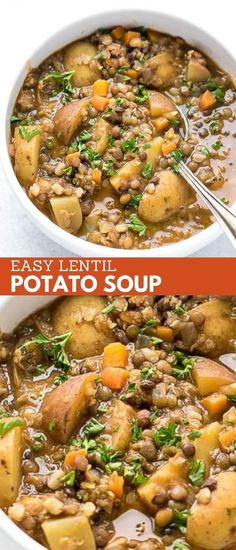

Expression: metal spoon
xmin=165 ymin=93 xmax=236 ymax=250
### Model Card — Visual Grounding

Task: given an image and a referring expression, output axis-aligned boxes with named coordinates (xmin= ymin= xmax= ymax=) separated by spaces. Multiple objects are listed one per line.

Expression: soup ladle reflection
xmin=165 ymin=92 xmax=236 ymax=250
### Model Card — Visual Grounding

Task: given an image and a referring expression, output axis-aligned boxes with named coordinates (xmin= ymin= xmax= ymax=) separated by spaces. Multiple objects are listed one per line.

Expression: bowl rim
xmin=3 ymin=7 xmax=236 ymax=257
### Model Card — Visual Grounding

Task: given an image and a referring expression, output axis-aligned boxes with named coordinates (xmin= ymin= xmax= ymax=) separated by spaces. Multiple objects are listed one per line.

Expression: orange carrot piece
xmin=161 ymin=141 xmax=177 ymax=155
xmin=152 ymin=117 xmax=169 ymax=132
xmin=201 ymin=393 xmax=228 ymax=418
xmin=101 ymin=367 xmax=129 ymax=390
xmin=111 ymin=26 xmax=125 ymax=40
xmin=93 ymin=79 xmax=109 ymax=97
xmin=126 ymin=69 xmax=138 ymax=79
xmin=219 ymin=427 xmax=236 ymax=449
xmin=64 ymin=449 xmax=87 ymax=467
xmin=90 ymin=96 xmax=109 ymax=112
xmin=108 ymin=471 xmax=124 ymax=498
xmin=103 ymin=342 xmax=128 ymax=369
xmin=156 ymin=326 xmax=174 ymax=343
xmin=65 ymin=151 xmax=81 ymax=167
xmin=199 ymin=90 xmax=217 ymax=111
xmin=124 ymin=30 xmax=140 ymax=45
xmin=92 ymin=168 xmax=102 ymax=184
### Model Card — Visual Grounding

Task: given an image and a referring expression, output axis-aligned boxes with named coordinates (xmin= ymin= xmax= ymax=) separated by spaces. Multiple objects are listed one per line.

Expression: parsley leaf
xmin=154 ymin=422 xmax=181 ymax=448
xmin=204 ymin=79 xmax=225 ymax=101
xmin=199 ymin=145 xmax=210 ymax=157
xmin=128 ymin=194 xmax=142 ymax=208
xmin=19 ymin=126 xmax=42 ymax=142
xmin=42 ymin=70 xmax=75 ymax=94
xmin=188 ymin=430 xmax=202 ymax=441
xmin=48 ymin=419 xmax=57 ymax=432
xmin=212 ymin=140 xmax=223 ymax=151
xmin=83 ymin=418 xmax=104 ymax=437
xmin=21 ymin=332 xmax=72 ymax=370
xmin=135 ymin=84 xmax=149 ymax=104
xmin=174 ymin=541 xmax=190 ymax=550
xmin=220 ymin=197 xmax=230 ymax=205
xmin=209 ymin=120 xmax=220 ymax=134
xmin=172 ymin=351 xmax=195 ymax=379
xmin=121 ymin=137 xmax=139 ymax=153
xmin=61 ymin=470 xmax=76 ymax=487
xmin=139 ymin=319 xmax=158 ymax=334
xmin=188 ymin=459 xmax=205 ymax=486
xmin=141 ymin=162 xmax=152 ymax=179
xmin=171 ymin=149 xmax=184 ymax=173
xmin=124 ymin=457 xmax=148 ymax=485
xmin=128 ymin=214 xmax=147 ymax=236
xmin=120 ymin=382 xmax=136 ymax=401
xmin=108 ymin=134 xmax=115 ymax=147
xmin=170 ymin=509 xmax=190 ymax=534
xmin=102 ymin=303 xmax=115 ymax=314
xmin=131 ymin=419 xmax=142 ymax=442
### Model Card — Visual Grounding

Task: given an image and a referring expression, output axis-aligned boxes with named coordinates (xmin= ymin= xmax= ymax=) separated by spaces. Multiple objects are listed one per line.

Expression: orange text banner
xmin=0 ymin=258 xmax=235 ymax=295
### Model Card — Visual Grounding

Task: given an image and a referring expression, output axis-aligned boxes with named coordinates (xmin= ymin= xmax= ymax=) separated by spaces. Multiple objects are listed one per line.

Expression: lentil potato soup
xmin=9 ymin=27 xmax=236 ymax=249
xmin=1 ymin=296 xmax=236 ymax=549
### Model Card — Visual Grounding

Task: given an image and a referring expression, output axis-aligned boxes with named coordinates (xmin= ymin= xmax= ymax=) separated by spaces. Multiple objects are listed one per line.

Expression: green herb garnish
xmin=172 ymin=351 xmax=195 ymax=379
xmin=48 ymin=419 xmax=57 ymax=432
xmin=19 ymin=126 xmax=42 ymax=142
xmin=102 ymin=303 xmax=115 ymax=314
xmin=21 ymin=332 xmax=72 ymax=370
xmin=171 ymin=149 xmax=184 ymax=173
xmin=212 ymin=140 xmax=223 ymax=151
xmin=131 ymin=419 xmax=142 ymax=442
xmin=209 ymin=120 xmax=220 ymax=134
xmin=199 ymin=145 xmax=210 ymax=156
xmin=188 ymin=459 xmax=205 ymax=486
xmin=204 ymin=79 xmax=225 ymax=101
xmin=139 ymin=319 xmax=158 ymax=334
xmin=141 ymin=162 xmax=152 ymax=179
xmin=128 ymin=214 xmax=147 ymax=236
xmin=154 ymin=422 xmax=181 ymax=448
xmin=120 ymin=382 xmax=136 ymax=401
xmin=83 ymin=417 xmax=104 ymax=437
xmin=0 ymin=418 xmax=24 ymax=437
xmin=170 ymin=509 xmax=190 ymax=534
xmin=42 ymin=70 xmax=75 ymax=94
xmin=121 ymin=137 xmax=139 ymax=153
xmin=128 ymin=194 xmax=142 ymax=208
xmin=61 ymin=470 xmax=76 ymax=487
xmin=135 ymin=84 xmax=149 ymax=104
xmin=188 ymin=430 xmax=202 ymax=441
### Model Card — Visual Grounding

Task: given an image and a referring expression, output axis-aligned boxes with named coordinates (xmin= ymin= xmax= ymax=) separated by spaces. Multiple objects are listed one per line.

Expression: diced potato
xmin=201 ymin=393 xmax=228 ymax=418
xmin=186 ymin=61 xmax=211 ymax=82
xmin=138 ymin=169 xmax=188 ymax=223
xmin=110 ymin=159 xmax=141 ymax=192
xmin=149 ymin=92 xmax=175 ymax=118
xmin=223 ymin=406 xmax=236 ymax=425
xmin=219 ymin=426 xmax=236 ymax=450
xmin=0 ymin=418 xmax=24 ymax=507
xmin=50 ymin=195 xmax=83 ymax=234
xmin=194 ymin=422 xmax=220 ymax=475
xmin=53 ymin=296 xmax=115 ymax=359
xmin=64 ymin=41 xmax=101 ymax=87
xmin=148 ymin=52 xmax=176 ymax=87
xmin=220 ymin=382 xmax=236 ymax=396
xmin=192 ymin=358 xmax=236 ymax=397
xmin=138 ymin=453 xmax=187 ymax=510
xmin=14 ymin=125 xmax=41 ymax=185
xmin=42 ymin=514 xmax=96 ymax=550
xmin=147 ymin=29 xmax=162 ymax=42
xmin=187 ymin=472 xmax=236 ymax=549
xmin=54 ymin=100 xmax=87 ymax=145
xmin=93 ymin=118 xmax=111 ymax=154
xmin=188 ymin=299 xmax=236 ymax=356
xmin=41 ymin=372 xmax=96 ymax=444
xmin=145 ymin=136 xmax=164 ymax=169
xmin=110 ymin=400 xmax=134 ymax=451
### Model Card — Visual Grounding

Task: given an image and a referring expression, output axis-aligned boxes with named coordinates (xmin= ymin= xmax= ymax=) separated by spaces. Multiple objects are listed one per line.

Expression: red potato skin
xmin=53 ymin=99 xmax=88 ymax=145
xmin=192 ymin=358 xmax=236 ymax=397
xmin=41 ymin=372 xmax=96 ymax=443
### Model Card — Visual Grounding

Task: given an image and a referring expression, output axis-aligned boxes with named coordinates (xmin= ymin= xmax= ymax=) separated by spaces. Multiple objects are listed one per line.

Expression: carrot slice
xmin=156 ymin=326 xmax=174 ymax=343
xmin=161 ymin=141 xmax=177 ymax=155
xmin=108 ymin=471 xmax=124 ymax=498
xmin=199 ymin=90 xmax=217 ymax=111
xmin=111 ymin=26 xmax=125 ymax=40
xmin=201 ymin=393 xmax=228 ymax=418
xmin=101 ymin=367 xmax=129 ymax=390
xmin=90 ymin=96 xmax=109 ymax=112
xmin=64 ymin=449 xmax=87 ymax=467
xmin=126 ymin=69 xmax=138 ymax=79
xmin=93 ymin=79 xmax=109 ymax=97
xmin=65 ymin=151 xmax=81 ymax=167
xmin=152 ymin=117 xmax=169 ymax=132
xmin=103 ymin=342 xmax=128 ymax=369
xmin=219 ymin=427 xmax=236 ymax=449
xmin=92 ymin=168 xmax=102 ymax=184
xmin=124 ymin=31 xmax=140 ymax=45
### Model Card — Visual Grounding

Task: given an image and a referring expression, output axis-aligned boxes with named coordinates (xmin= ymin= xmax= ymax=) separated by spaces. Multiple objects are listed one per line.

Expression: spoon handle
xmin=179 ymin=161 xmax=236 ymax=250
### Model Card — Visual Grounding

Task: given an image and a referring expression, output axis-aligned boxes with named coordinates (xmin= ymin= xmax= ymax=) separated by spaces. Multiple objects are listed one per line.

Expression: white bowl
xmin=1 ymin=9 xmax=236 ymax=257
xmin=0 ymin=296 xmax=55 ymax=550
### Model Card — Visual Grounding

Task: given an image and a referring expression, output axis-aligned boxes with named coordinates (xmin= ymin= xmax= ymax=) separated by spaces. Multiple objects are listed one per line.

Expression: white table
xmin=0 ymin=0 xmax=235 ymax=257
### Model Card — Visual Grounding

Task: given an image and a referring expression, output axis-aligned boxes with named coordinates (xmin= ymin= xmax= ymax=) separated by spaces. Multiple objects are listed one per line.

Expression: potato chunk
xmin=186 ymin=61 xmax=211 ymax=82
xmin=41 ymin=372 xmax=96 ymax=443
xmin=149 ymin=92 xmax=176 ymax=118
xmin=53 ymin=100 xmax=87 ymax=145
xmin=53 ymin=296 xmax=115 ymax=358
xmin=138 ymin=453 xmax=187 ymax=510
xmin=0 ymin=418 xmax=24 ymax=507
xmin=192 ymin=358 xmax=236 ymax=397
xmin=64 ymin=41 xmax=101 ymax=87
xmin=110 ymin=400 xmax=134 ymax=452
xmin=14 ymin=125 xmax=41 ymax=185
xmin=50 ymin=195 xmax=82 ymax=233
xmin=110 ymin=159 xmax=141 ymax=192
xmin=148 ymin=52 xmax=176 ymax=87
xmin=188 ymin=299 xmax=236 ymax=356
xmin=93 ymin=118 xmax=111 ymax=154
xmin=42 ymin=514 xmax=96 ymax=550
xmin=194 ymin=422 xmax=221 ymax=475
xmin=187 ymin=472 xmax=236 ymax=549
xmin=145 ymin=137 xmax=163 ymax=170
xmin=138 ymin=170 xmax=188 ymax=223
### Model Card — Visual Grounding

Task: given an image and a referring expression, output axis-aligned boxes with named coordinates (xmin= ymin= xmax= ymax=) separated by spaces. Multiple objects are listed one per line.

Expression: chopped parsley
xmin=0 ymin=418 xmax=24 ymax=437
xmin=141 ymin=366 xmax=156 ymax=379
xmin=204 ymin=79 xmax=225 ymax=101
xmin=212 ymin=140 xmax=223 ymax=151
xmin=131 ymin=419 xmax=142 ymax=442
xmin=63 ymin=166 xmax=73 ymax=176
xmin=188 ymin=459 xmax=205 ymax=486
xmin=174 ymin=541 xmax=190 ymax=550
xmin=128 ymin=194 xmax=142 ymax=209
xmin=94 ymin=51 xmax=104 ymax=60
xmin=139 ymin=318 xmax=158 ymax=334
xmin=46 ymin=136 xmax=54 ymax=149
xmin=42 ymin=70 xmax=75 ymax=94
xmin=167 ymin=116 xmax=179 ymax=126
xmin=108 ymin=134 xmax=115 ymax=147
xmin=128 ymin=214 xmax=147 ymax=236
xmin=124 ymin=457 xmax=148 ymax=485
xmin=102 ymin=303 xmax=115 ymax=314
xmin=32 ymin=433 xmax=46 ymax=452
xmin=19 ymin=126 xmax=42 ymax=142
xmin=154 ymin=422 xmax=181 ymax=448
xmin=141 ymin=162 xmax=152 ymax=179
xmin=61 ymin=470 xmax=76 ymax=487
xmin=172 ymin=351 xmax=195 ymax=379
xmin=21 ymin=332 xmax=72 ymax=370
xmin=116 ymin=97 xmax=125 ymax=105
xmin=221 ymin=197 xmax=230 ymax=205
xmin=209 ymin=120 xmax=220 ymax=134
xmin=188 ymin=430 xmax=202 ymax=441
xmin=48 ymin=419 xmax=57 ymax=432
xmin=171 ymin=149 xmax=184 ymax=173
xmin=199 ymin=145 xmax=210 ymax=157
xmin=121 ymin=137 xmax=139 ymax=153
xmin=120 ymin=382 xmax=136 ymax=401
xmin=83 ymin=417 xmax=104 ymax=437
xmin=54 ymin=372 xmax=68 ymax=386
xmin=175 ymin=306 xmax=186 ymax=316
xmin=135 ymin=84 xmax=149 ymax=104
xmin=170 ymin=509 xmax=190 ymax=534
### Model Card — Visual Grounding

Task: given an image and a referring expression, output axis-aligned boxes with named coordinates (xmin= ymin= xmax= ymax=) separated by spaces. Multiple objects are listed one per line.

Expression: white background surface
xmin=0 ymin=0 xmax=235 ymax=256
